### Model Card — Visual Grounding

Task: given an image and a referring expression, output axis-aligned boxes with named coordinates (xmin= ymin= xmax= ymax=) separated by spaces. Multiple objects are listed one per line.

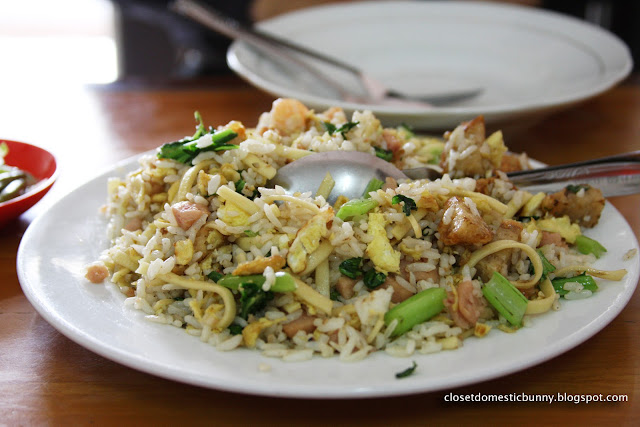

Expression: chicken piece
xmin=287 ymin=207 xmax=334 ymax=273
xmin=233 ymin=255 xmax=286 ymax=276
xmin=445 ymin=280 xmax=487 ymax=329
xmin=282 ymin=313 xmax=317 ymax=338
xmin=85 ymin=263 xmax=109 ymax=284
xmin=540 ymin=186 xmax=605 ymax=228
xmin=366 ymin=212 xmax=401 ymax=274
xmin=382 ymin=276 xmax=415 ymax=303
xmin=335 ymin=276 xmax=357 ymax=300
xmin=438 ymin=196 xmax=493 ymax=246
xmin=538 ymin=230 xmax=568 ymax=248
xmin=474 ymin=177 xmax=496 ymax=196
xmin=475 ymin=219 xmax=523 ymax=282
xmin=171 ymin=201 xmax=209 ymax=230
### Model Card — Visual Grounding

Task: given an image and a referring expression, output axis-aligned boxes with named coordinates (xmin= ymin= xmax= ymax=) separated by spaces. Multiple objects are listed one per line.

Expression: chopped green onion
xmin=339 ymin=257 xmax=363 ymax=279
xmin=243 ymin=230 xmax=259 ymax=237
xmin=363 ymin=269 xmax=386 ymax=289
xmin=551 ymin=273 xmax=598 ymax=296
xmin=398 ymin=123 xmax=415 ymax=137
xmin=395 ymin=361 xmax=417 ymax=379
xmin=336 ymin=198 xmax=378 ymax=221
xmin=426 ymin=145 xmax=443 ymax=165
xmin=217 ymin=272 xmax=297 ymax=293
xmin=575 ymin=235 xmax=607 ymax=258
xmin=374 ymin=146 xmax=393 ymax=162
xmin=362 ymin=178 xmax=384 ymax=198
xmin=391 ymin=195 xmax=417 ymax=216
xmin=384 ymin=287 xmax=447 ymax=337
xmin=482 ymin=272 xmax=528 ymax=326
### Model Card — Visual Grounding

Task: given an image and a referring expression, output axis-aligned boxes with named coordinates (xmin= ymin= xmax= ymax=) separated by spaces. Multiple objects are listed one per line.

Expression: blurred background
xmin=0 ymin=0 xmax=638 ymax=87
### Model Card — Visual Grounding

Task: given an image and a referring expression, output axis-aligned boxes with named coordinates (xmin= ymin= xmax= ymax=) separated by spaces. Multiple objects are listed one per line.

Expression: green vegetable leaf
xmin=575 ymin=235 xmax=607 ymax=258
xmin=207 ymin=271 xmax=224 ymax=282
xmin=374 ymin=146 xmax=393 ymax=162
xmin=330 ymin=289 xmax=341 ymax=301
xmin=392 ymin=194 xmax=417 ymax=216
xmin=551 ymin=273 xmax=598 ymax=296
xmin=398 ymin=123 xmax=415 ymax=137
xmin=482 ymin=272 xmax=528 ymax=326
xmin=536 ymin=250 xmax=556 ymax=280
xmin=339 ymin=257 xmax=363 ymax=279
xmin=243 ymin=230 xmax=259 ymax=237
xmin=235 ymin=178 xmax=245 ymax=193
xmin=336 ymin=198 xmax=378 ymax=221
xmin=384 ymin=288 xmax=447 ymax=336
xmin=239 ymin=282 xmax=274 ymax=319
xmin=362 ymin=178 xmax=384 ymax=198
xmin=323 ymin=121 xmax=359 ymax=136
xmin=228 ymin=324 xmax=244 ymax=335
xmin=395 ymin=361 xmax=417 ymax=379
xmin=363 ymin=269 xmax=386 ymax=289
xmin=157 ymin=113 xmax=239 ymax=164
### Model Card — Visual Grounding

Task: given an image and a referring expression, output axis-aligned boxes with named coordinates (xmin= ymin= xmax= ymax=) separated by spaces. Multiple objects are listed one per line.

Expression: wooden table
xmin=1 ymin=77 xmax=638 ymax=424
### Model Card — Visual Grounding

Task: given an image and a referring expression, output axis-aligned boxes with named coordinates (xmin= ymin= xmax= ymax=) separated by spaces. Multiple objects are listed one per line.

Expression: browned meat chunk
xmin=499 ymin=153 xmax=526 ymax=173
xmin=440 ymin=116 xmax=487 ymax=177
xmin=540 ymin=186 xmax=604 ymax=228
xmin=85 ymin=264 xmax=109 ymax=283
xmin=475 ymin=219 xmax=524 ymax=282
xmin=438 ymin=196 xmax=493 ymax=246
xmin=282 ymin=313 xmax=317 ymax=338
xmin=381 ymin=276 xmax=415 ymax=303
xmin=171 ymin=201 xmax=209 ymax=230
xmin=445 ymin=280 xmax=487 ymax=329
xmin=335 ymin=276 xmax=357 ymax=300
xmin=124 ymin=217 xmax=143 ymax=231
xmin=538 ymin=230 xmax=568 ymax=248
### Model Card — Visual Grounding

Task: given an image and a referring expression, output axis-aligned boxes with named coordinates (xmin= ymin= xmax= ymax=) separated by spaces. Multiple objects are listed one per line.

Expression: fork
xmin=171 ymin=0 xmax=483 ymax=106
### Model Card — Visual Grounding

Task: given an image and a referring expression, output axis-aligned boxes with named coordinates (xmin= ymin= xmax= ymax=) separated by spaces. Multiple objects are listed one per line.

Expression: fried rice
xmin=87 ymin=98 xmax=627 ymax=362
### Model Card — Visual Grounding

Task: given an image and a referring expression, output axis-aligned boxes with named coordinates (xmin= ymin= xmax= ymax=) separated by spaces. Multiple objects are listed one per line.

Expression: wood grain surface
xmin=1 ymin=77 xmax=638 ymax=425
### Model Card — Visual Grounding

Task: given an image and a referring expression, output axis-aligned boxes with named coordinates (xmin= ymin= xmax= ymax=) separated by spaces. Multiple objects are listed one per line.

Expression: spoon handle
xmin=506 ymin=151 xmax=640 ymax=197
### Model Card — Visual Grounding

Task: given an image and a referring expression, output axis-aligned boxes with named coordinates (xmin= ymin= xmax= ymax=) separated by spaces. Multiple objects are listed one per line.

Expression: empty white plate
xmin=228 ymin=1 xmax=632 ymax=129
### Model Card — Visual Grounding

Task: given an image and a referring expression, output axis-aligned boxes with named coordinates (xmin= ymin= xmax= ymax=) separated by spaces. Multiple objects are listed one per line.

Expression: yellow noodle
xmin=465 ymin=240 xmax=543 ymax=288
xmin=553 ymin=265 xmax=627 ymax=281
xmin=157 ymin=272 xmax=236 ymax=330
xmin=525 ymin=278 xmax=556 ymax=315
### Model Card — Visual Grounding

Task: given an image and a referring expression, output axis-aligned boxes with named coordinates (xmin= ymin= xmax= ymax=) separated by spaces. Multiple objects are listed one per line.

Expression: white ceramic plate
xmin=228 ymin=1 xmax=632 ymax=130
xmin=18 ymin=153 xmax=639 ymax=398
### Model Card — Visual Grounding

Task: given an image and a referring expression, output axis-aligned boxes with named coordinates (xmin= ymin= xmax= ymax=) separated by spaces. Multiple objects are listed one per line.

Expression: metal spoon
xmin=268 ymin=151 xmax=640 ymax=204
xmin=171 ymin=0 xmax=483 ymax=106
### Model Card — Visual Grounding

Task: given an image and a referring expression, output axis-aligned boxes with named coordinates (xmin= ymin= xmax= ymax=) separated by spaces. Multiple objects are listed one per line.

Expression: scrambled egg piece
xmin=175 ymin=239 xmax=194 ymax=265
xmin=354 ymin=287 xmax=393 ymax=326
xmin=217 ymin=200 xmax=250 ymax=226
xmin=534 ymin=215 xmax=581 ymax=244
xmin=287 ymin=207 xmax=334 ymax=273
xmin=243 ymin=317 xmax=286 ymax=348
xmin=366 ymin=212 xmax=400 ymax=274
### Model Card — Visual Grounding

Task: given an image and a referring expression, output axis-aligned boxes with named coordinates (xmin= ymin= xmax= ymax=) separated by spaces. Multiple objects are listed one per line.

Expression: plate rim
xmin=17 ymin=152 xmax=640 ymax=399
xmin=227 ymin=0 xmax=632 ymax=124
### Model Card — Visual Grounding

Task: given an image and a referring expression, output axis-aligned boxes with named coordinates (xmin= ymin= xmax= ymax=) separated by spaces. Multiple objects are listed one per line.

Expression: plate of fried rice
xmin=18 ymin=99 xmax=639 ymax=398
xmin=228 ymin=1 xmax=632 ymax=129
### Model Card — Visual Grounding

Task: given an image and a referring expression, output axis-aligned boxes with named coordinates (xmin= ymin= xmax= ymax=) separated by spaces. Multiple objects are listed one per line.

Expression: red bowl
xmin=0 ymin=139 xmax=57 ymax=225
